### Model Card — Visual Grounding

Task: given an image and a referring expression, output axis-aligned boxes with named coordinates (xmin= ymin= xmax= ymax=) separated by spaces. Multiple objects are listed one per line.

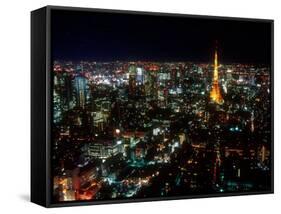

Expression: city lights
xmin=52 ymin=56 xmax=271 ymax=202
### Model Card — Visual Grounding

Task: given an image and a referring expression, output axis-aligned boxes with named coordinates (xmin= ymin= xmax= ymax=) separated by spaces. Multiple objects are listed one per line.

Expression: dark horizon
xmin=51 ymin=9 xmax=272 ymax=64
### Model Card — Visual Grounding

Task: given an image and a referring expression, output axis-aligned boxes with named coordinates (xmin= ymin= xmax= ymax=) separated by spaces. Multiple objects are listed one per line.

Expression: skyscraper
xmin=74 ymin=75 xmax=88 ymax=108
xmin=129 ymin=65 xmax=137 ymax=97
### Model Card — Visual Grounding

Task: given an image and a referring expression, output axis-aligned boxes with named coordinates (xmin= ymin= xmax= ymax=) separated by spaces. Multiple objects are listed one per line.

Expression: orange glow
xmin=210 ymin=49 xmax=223 ymax=104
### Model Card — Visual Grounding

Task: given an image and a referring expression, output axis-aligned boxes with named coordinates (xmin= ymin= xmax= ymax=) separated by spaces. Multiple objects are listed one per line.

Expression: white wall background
xmin=0 ymin=0 xmax=279 ymax=213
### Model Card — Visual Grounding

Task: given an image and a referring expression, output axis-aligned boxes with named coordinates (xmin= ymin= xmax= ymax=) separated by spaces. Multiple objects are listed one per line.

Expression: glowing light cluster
xmin=210 ymin=49 xmax=224 ymax=104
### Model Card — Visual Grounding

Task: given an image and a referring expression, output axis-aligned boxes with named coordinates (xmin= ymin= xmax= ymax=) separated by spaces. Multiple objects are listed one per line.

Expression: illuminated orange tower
xmin=210 ymin=48 xmax=223 ymax=104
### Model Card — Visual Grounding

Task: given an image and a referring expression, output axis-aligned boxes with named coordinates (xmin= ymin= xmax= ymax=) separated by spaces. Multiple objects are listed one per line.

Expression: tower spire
xmin=213 ymin=49 xmax=218 ymax=82
xmin=210 ymin=45 xmax=223 ymax=104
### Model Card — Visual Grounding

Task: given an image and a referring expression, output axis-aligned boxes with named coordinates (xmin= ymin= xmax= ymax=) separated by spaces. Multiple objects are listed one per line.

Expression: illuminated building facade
xmin=74 ymin=75 xmax=89 ymax=108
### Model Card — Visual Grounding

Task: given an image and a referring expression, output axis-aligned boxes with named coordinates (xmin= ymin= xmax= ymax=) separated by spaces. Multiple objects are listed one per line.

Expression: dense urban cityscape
xmin=51 ymin=50 xmax=271 ymax=202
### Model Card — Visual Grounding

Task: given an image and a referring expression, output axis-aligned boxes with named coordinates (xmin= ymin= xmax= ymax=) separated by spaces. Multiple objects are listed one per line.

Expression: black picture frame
xmin=31 ymin=5 xmax=274 ymax=208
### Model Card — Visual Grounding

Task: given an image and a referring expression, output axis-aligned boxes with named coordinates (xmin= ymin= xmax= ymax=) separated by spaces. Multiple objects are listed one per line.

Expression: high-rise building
xmin=64 ymin=74 xmax=74 ymax=110
xmin=129 ymin=65 xmax=137 ymax=97
xmin=53 ymin=73 xmax=73 ymax=123
xmin=74 ymin=75 xmax=88 ymax=108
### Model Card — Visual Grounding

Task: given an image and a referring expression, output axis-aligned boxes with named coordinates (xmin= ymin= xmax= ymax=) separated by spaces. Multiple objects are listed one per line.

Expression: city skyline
xmin=52 ymin=52 xmax=271 ymax=202
xmin=51 ymin=9 xmax=272 ymax=203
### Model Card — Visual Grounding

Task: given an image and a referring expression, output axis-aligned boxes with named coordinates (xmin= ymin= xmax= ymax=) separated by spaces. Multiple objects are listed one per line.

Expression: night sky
xmin=51 ymin=9 xmax=272 ymax=64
